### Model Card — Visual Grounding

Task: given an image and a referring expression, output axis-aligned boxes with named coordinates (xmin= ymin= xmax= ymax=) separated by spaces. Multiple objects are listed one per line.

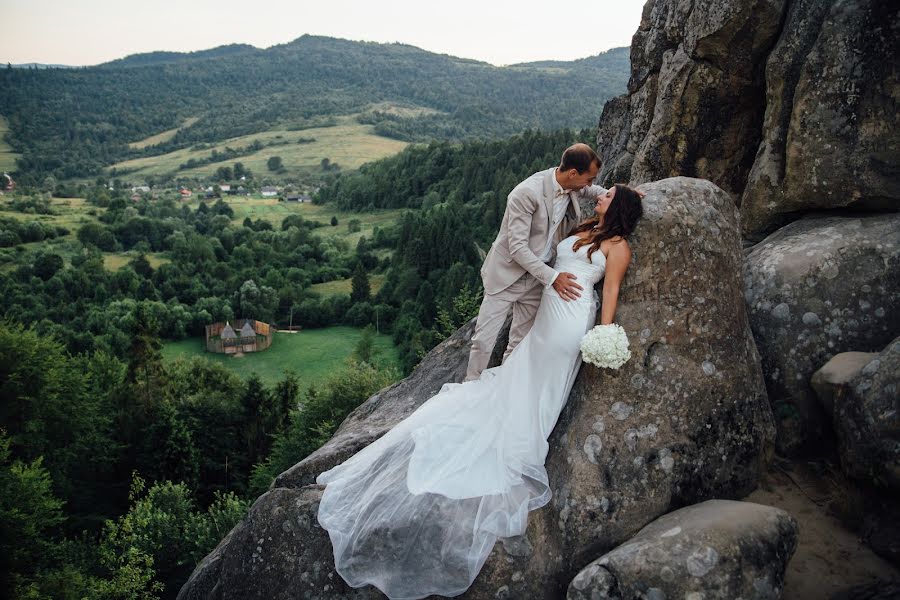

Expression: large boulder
xmin=811 ymin=350 xmax=878 ymax=417
xmin=566 ymin=500 xmax=798 ymax=600
xmin=743 ymin=214 xmax=900 ymax=455
xmin=546 ymin=177 xmax=774 ymax=569
xmin=596 ymin=0 xmax=787 ymax=194
xmin=179 ymin=177 xmax=776 ymax=599
xmin=827 ymin=338 xmax=900 ymax=566
xmin=831 ymin=336 xmax=900 ymax=492
xmin=177 ymin=487 xmax=375 ymax=600
xmin=740 ymin=0 xmax=900 ymax=239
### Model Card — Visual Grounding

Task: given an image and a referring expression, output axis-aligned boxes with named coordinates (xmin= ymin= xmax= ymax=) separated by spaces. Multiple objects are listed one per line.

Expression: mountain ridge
xmin=0 ymin=36 xmax=630 ymax=183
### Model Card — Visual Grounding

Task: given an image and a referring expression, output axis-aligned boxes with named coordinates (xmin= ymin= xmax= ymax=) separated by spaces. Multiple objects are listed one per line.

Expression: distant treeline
xmin=0 ymin=36 xmax=628 ymax=183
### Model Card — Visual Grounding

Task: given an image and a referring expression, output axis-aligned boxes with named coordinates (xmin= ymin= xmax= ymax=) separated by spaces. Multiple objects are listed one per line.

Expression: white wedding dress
xmin=316 ymin=235 xmax=606 ymax=599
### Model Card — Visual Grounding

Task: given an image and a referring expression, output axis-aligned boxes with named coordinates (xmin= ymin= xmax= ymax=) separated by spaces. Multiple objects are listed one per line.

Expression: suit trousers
xmin=465 ymin=272 xmax=544 ymax=381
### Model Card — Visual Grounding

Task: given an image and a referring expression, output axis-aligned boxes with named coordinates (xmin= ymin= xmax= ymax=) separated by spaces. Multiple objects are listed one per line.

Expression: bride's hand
xmin=552 ymin=272 xmax=583 ymax=301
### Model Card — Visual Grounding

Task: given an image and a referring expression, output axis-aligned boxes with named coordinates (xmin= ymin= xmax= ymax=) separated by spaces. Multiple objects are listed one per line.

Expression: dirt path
xmin=745 ymin=460 xmax=899 ymax=599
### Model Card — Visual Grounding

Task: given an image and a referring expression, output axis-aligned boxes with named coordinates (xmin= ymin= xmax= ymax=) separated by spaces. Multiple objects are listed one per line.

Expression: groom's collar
xmin=551 ymin=168 xmax=567 ymax=198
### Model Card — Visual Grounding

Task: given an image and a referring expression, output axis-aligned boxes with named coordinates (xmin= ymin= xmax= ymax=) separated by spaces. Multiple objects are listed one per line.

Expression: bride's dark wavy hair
xmin=570 ymin=184 xmax=644 ymax=259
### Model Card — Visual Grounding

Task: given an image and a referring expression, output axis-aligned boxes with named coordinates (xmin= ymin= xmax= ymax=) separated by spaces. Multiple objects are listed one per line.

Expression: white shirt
xmin=541 ymin=170 xmax=573 ymax=284
xmin=541 ymin=172 xmax=571 ymax=261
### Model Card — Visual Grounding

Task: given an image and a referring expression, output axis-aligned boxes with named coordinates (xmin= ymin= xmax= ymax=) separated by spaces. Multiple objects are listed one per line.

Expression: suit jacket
xmin=481 ymin=167 xmax=606 ymax=295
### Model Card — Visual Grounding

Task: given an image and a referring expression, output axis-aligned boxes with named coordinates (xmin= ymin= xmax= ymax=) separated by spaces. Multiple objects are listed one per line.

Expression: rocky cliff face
xmin=597 ymin=0 xmax=900 ymax=460
xmin=741 ymin=0 xmax=900 ymax=239
xmin=598 ymin=0 xmax=786 ymax=196
xmin=598 ymin=0 xmax=899 ymax=239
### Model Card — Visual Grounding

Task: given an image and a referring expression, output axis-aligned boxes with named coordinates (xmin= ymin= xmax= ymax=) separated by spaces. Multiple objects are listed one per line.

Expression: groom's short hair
xmin=559 ymin=144 xmax=601 ymax=174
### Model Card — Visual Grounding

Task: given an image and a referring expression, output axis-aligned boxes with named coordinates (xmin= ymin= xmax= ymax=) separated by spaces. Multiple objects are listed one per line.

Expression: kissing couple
xmin=316 ymin=143 xmax=645 ymax=599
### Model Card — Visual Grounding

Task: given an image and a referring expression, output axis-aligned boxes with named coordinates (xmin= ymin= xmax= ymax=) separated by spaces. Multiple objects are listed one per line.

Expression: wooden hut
xmin=239 ymin=320 xmax=257 ymax=352
xmin=221 ymin=321 xmax=238 ymax=354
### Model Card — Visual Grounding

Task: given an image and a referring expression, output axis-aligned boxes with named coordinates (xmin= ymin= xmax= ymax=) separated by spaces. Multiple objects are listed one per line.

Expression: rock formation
xmin=825 ymin=336 xmax=900 ymax=492
xmin=741 ymin=0 xmax=900 ymax=239
xmin=567 ymin=500 xmax=798 ymax=600
xmin=597 ymin=0 xmax=900 ymax=461
xmin=597 ymin=0 xmax=787 ymax=196
xmin=811 ymin=338 xmax=900 ymax=566
xmin=598 ymin=0 xmax=899 ymax=239
xmin=179 ymin=178 xmax=776 ymax=599
xmin=742 ymin=214 xmax=900 ymax=454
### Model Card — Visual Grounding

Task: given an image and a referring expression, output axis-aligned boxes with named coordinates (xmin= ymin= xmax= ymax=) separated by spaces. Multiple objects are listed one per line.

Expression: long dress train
xmin=315 ymin=235 xmax=606 ymax=599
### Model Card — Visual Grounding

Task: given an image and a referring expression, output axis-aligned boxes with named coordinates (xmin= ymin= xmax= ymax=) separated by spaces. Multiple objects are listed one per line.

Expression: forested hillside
xmin=0 ymin=126 xmax=599 ymax=597
xmin=318 ymin=127 xmax=597 ymax=368
xmin=0 ymin=36 xmax=628 ymax=184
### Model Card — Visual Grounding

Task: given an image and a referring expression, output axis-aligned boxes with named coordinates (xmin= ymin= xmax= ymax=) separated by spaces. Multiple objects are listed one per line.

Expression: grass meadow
xmin=111 ymin=115 xmax=407 ymax=179
xmin=161 ymin=325 xmax=400 ymax=387
xmin=127 ymin=117 xmax=200 ymax=149
xmin=218 ymin=197 xmax=404 ymax=246
xmin=0 ymin=115 xmax=21 ymax=173
xmin=0 ymin=196 xmax=169 ymax=271
xmin=311 ymin=273 xmax=386 ymax=296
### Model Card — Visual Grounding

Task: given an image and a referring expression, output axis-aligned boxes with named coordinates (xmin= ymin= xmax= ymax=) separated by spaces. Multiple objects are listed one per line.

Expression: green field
xmin=0 ymin=195 xmax=176 ymax=271
xmin=311 ymin=273 xmax=386 ymax=296
xmin=0 ymin=115 xmax=21 ymax=173
xmin=127 ymin=116 xmax=199 ymax=149
xmin=0 ymin=196 xmax=94 ymax=265
xmin=214 ymin=196 xmax=403 ymax=246
xmin=111 ymin=114 xmax=408 ymax=179
xmin=102 ymin=252 xmax=169 ymax=271
xmin=161 ymin=326 xmax=399 ymax=387
xmin=0 ymin=196 xmax=97 ymax=232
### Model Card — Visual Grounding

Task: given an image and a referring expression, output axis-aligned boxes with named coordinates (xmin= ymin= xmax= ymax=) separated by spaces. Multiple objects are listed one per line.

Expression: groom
xmin=465 ymin=143 xmax=606 ymax=381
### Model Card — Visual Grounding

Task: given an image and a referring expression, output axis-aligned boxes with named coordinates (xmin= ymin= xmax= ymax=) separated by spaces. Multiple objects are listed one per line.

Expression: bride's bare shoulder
xmin=600 ymin=236 xmax=629 ymax=251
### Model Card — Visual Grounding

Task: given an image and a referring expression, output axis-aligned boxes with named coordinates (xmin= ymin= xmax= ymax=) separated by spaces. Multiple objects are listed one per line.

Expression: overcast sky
xmin=2 ymin=0 xmax=646 ymax=66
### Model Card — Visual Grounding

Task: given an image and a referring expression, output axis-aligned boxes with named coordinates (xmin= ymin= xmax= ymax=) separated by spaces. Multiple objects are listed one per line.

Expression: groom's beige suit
xmin=465 ymin=167 xmax=606 ymax=381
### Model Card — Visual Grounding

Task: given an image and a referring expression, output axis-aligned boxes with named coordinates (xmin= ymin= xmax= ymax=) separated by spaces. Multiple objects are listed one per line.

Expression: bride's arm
xmin=599 ymin=240 xmax=632 ymax=325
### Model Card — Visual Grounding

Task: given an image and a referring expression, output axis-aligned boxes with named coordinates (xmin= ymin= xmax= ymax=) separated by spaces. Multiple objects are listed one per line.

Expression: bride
xmin=316 ymin=184 xmax=645 ymax=599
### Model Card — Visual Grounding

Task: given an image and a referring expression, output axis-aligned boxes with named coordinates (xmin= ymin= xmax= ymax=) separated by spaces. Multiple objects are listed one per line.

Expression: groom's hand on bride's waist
xmin=552 ymin=272 xmax=583 ymax=301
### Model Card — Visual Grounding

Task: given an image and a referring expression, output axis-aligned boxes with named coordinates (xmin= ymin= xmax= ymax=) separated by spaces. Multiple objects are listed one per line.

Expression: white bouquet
xmin=580 ymin=324 xmax=632 ymax=369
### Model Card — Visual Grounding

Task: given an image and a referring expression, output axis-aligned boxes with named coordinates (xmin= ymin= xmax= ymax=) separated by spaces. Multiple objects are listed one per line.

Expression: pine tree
xmin=350 ymin=261 xmax=371 ymax=303
xmin=353 ymin=325 xmax=376 ymax=364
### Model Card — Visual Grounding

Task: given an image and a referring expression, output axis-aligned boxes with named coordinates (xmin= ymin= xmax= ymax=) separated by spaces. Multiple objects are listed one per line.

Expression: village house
xmin=261 ymin=186 xmax=279 ymax=198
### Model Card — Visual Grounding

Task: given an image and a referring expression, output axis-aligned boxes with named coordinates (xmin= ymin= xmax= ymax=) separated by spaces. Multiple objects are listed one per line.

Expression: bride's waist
xmin=542 ymin=284 xmax=599 ymax=305
xmin=553 ymin=260 xmax=602 ymax=276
